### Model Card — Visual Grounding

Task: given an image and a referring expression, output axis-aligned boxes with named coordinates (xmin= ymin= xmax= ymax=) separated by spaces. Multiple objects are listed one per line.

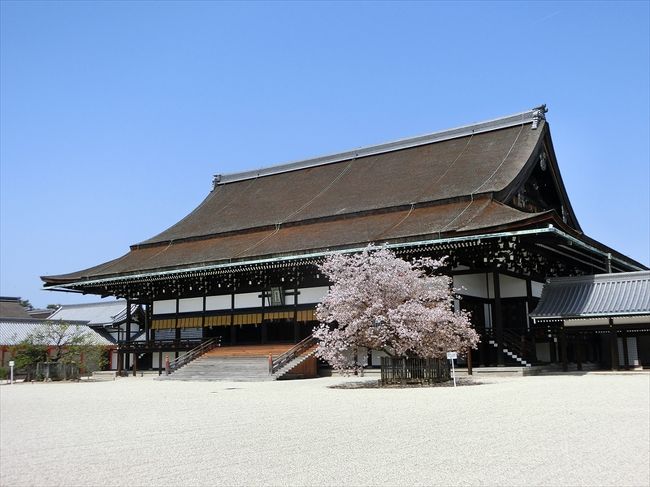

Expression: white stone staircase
xmin=488 ymin=339 xmax=532 ymax=367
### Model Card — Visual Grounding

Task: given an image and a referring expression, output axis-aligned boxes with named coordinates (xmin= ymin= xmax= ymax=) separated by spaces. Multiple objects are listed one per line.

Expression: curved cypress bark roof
xmin=140 ymin=121 xmax=542 ymax=246
xmin=44 ymin=106 xmax=603 ymax=287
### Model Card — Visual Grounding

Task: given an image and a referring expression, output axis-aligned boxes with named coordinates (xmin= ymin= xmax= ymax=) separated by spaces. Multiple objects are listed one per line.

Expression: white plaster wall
xmin=614 ymin=316 xmax=650 ymax=325
xmin=109 ymin=352 xmax=134 ymax=370
xmin=484 ymin=303 xmax=493 ymax=328
xmin=152 ymin=350 xmax=188 ymax=369
xmin=566 ymin=318 xmax=609 ymax=327
xmin=234 ymin=292 xmax=262 ymax=309
xmin=499 ymin=275 xmax=527 ymax=298
xmin=153 ymin=299 xmax=176 ymax=315
xmin=205 ymin=295 xmax=232 ymax=310
xmin=453 ymin=274 xmax=489 ymax=299
xmin=178 ymin=297 xmax=203 ymax=313
xmin=618 ymin=337 xmax=640 ymax=367
xmin=297 ymin=286 xmax=329 ymax=304
xmin=371 ymin=349 xmax=389 ymax=366
xmin=341 ymin=347 xmax=368 ymax=366
xmin=531 ymin=281 xmax=544 ymax=298
xmin=486 ymin=273 xmax=494 ymax=299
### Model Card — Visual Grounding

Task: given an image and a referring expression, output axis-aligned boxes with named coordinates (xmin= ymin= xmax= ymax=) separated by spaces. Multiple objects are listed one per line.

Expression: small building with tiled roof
xmin=40 ymin=106 xmax=647 ymax=373
xmin=47 ymin=300 xmax=143 ymax=343
xmin=531 ymin=271 xmax=650 ymax=369
xmin=0 ymin=317 xmax=115 ymax=369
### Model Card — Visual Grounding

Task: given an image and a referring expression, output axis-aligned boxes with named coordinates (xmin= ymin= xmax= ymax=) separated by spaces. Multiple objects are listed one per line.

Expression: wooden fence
xmin=35 ymin=362 xmax=80 ymax=381
xmin=380 ymin=357 xmax=450 ymax=385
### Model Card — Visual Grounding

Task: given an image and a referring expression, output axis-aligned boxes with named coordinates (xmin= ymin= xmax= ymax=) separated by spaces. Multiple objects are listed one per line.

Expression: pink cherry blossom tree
xmin=313 ymin=246 xmax=479 ymax=373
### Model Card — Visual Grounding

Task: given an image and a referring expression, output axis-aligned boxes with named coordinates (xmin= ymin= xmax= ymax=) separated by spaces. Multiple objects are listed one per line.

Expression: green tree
xmin=32 ymin=322 xmax=107 ymax=372
xmin=11 ymin=337 xmax=48 ymax=381
xmin=12 ymin=323 xmax=107 ymax=379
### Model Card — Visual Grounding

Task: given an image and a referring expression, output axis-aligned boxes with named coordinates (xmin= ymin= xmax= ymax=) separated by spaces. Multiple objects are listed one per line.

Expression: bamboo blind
xmin=204 ymin=315 xmax=232 ymax=327
xmin=152 ymin=308 xmax=316 ymax=329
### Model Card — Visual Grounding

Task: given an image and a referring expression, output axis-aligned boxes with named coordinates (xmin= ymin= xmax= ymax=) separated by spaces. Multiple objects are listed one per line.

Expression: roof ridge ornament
xmin=212 ymin=174 xmax=222 ymax=189
xmin=531 ymin=104 xmax=548 ymax=129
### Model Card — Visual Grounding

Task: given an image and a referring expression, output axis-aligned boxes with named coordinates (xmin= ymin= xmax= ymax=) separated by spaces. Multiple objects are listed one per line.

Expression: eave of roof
xmin=41 ymin=199 xmax=553 ymax=286
xmin=46 ymin=217 xmax=643 ymax=291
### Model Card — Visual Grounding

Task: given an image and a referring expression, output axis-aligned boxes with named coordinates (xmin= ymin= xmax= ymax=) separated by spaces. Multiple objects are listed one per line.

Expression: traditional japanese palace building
xmin=41 ymin=106 xmax=648 ymax=373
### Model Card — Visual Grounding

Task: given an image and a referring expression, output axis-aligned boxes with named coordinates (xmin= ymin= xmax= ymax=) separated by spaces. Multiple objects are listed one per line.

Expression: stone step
xmin=165 ymin=355 xmax=271 ymax=382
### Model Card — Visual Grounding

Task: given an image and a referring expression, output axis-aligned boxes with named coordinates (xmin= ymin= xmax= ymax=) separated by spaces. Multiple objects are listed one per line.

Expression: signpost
xmin=446 ymin=352 xmax=457 ymax=387
xmin=9 ymin=360 xmax=15 ymax=385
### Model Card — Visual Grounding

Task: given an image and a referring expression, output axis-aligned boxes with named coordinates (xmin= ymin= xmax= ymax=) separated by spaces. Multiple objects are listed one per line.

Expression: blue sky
xmin=1 ymin=1 xmax=648 ymax=308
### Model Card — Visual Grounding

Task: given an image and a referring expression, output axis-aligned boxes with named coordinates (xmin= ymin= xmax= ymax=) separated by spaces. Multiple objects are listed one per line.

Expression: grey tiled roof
xmin=47 ymin=300 xmax=139 ymax=327
xmin=0 ymin=319 xmax=113 ymax=346
xmin=530 ymin=271 xmax=650 ymax=320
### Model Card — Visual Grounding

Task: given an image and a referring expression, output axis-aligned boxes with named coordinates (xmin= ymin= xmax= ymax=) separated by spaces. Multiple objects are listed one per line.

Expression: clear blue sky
xmin=1 ymin=1 xmax=648 ymax=308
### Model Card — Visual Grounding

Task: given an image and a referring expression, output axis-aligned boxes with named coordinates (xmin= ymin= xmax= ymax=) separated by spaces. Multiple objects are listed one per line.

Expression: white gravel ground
xmin=1 ymin=373 xmax=648 ymax=487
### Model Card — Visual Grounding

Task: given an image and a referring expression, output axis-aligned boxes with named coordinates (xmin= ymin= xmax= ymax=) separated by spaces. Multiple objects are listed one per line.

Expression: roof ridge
xmin=547 ymin=270 xmax=650 ymax=284
xmin=215 ymin=105 xmax=547 ymax=186
xmin=53 ymin=300 xmax=125 ymax=309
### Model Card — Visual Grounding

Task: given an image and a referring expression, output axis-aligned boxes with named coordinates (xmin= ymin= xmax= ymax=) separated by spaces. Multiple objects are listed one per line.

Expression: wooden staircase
xmin=163 ymin=342 xmax=317 ymax=382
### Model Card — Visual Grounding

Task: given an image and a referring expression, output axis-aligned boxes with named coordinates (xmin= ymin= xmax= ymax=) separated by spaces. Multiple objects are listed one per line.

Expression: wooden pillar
xmin=174 ymin=298 xmax=181 ymax=344
xmin=560 ymin=325 xmax=569 ymax=372
xmin=260 ymin=288 xmax=266 ymax=344
xmin=201 ymin=296 xmax=207 ymax=340
xmin=230 ymin=293 xmax=236 ymax=345
xmin=492 ymin=271 xmax=504 ymax=366
xmin=261 ymin=322 xmax=268 ymax=344
xmin=479 ymin=303 xmax=488 ymax=366
xmin=576 ymin=334 xmax=583 ymax=371
xmin=621 ymin=330 xmax=629 ymax=370
xmin=132 ymin=355 xmax=137 ymax=377
xmin=117 ymin=350 xmax=123 ymax=376
xmin=609 ymin=318 xmax=618 ymax=371
xmin=124 ymin=299 xmax=131 ymax=371
xmin=294 ymin=279 xmax=299 ymax=343
xmin=549 ymin=324 xmax=558 ymax=363
xmin=525 ymin=279 xmax=537 ymax=364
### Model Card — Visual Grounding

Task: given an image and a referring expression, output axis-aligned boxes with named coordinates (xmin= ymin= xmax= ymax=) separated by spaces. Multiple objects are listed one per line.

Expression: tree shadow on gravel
xmin=329 ymin=377 xmax=483 ymax=389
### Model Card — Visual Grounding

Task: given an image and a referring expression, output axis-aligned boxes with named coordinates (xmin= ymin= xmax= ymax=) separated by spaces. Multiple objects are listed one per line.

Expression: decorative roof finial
xmin=531 ymin=104 xmax=548 ymax=129
xmin=212 ymin=174 xmax=222 ymax=189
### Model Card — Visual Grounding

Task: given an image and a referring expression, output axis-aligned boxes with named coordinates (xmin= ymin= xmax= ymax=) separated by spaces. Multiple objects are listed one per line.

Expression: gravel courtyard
xmin=1 ymin=373 xmax=648 ymax=487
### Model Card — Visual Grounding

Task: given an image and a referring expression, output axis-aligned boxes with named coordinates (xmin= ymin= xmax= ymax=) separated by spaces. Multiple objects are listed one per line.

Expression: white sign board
xmin=446 ymin=352 xmax=457 ymax=387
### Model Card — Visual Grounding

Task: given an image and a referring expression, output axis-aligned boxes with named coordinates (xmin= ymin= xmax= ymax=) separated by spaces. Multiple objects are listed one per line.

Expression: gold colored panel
xmin=152 ymin=318 xmax=176 ymax=330
xmin=206 ymin=315 xmax=232 ymax=327
xmin=297 ymin=309 xmax=315 ymax=322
